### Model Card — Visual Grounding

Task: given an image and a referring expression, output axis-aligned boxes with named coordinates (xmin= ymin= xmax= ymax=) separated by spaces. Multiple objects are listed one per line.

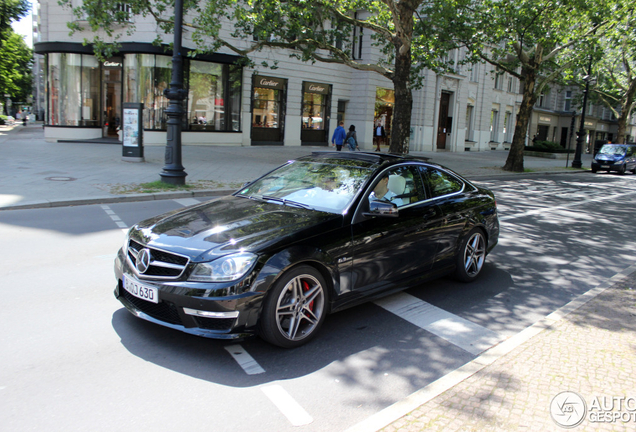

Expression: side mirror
xmin=363 ymin=200 xmax=399 ymax=218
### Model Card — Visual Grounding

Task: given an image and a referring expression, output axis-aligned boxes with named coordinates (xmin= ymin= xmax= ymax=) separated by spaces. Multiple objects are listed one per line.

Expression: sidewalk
xmin=0 ymin=122 xmax=591 ymax=210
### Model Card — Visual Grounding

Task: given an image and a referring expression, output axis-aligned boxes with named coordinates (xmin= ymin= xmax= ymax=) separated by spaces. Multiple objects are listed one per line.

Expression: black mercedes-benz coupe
xmin=114 ymin=151 xmax=499 ymax=347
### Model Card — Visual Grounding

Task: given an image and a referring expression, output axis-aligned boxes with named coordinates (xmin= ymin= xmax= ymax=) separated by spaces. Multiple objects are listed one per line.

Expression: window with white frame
xmin=490 ymin=110 xmax=499 ymax=142
xmin=465 ymin=105 xmax=474 ymax=141
xmin=470 ymin=63 xmax=479 ymax=82
xmin=494 ymin=71 xmax=503 ymax=90
xmin=564 ymin=90 xmax=572 ymax=111
xmin=503 ymin=111 xmax=513 ymax=142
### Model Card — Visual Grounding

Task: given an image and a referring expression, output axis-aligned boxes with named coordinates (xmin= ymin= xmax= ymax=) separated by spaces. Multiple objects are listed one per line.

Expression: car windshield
xmin=237 ymin=160 xmax=374 ymax=213
xmin=598 ymin=145 xmax=626 ymax=156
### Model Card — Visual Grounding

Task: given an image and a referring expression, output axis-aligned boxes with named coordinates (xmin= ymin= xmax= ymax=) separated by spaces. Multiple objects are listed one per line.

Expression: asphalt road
xmin=1 ymin=172 xmax=635 ymax=432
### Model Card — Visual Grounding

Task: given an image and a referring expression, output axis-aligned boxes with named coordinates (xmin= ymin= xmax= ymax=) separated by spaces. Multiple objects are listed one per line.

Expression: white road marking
xmin=375 ymin=292 xmax=504 ymax=356
xmin=224 ymin=344 xmax=265 ymax=375
xmin=101 ymin=205 xmax=128 ymax=233
xmin=261 ymin=385 xmax=313 ymax=426
xmin=174 ymin=198 xmax=201 ymax=207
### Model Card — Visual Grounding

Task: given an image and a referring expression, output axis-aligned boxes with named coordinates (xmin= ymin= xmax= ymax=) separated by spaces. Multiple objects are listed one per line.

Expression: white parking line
xmin=173 ymin=198 xmax=201 ymax=207
xmin=261 ymin=385 xmax=313 ymax=426
xmin=224 ymin=344 xmax=265 ymax=375
xmin=375 ymin=292 xmax=504 ymax=356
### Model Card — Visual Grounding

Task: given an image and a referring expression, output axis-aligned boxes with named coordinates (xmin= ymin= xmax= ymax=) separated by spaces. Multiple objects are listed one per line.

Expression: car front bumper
xmin=114 ymin=249 xmax=265 ymax=339
xmin=592 ymin=161 xmax=624 ymax=171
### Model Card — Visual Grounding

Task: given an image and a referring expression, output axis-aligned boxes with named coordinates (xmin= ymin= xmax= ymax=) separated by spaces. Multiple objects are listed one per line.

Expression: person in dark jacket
xmin=373 ymin=120 xmax=386 ymax=152
xmin=345 ymin=125 xmax=360 ymax=151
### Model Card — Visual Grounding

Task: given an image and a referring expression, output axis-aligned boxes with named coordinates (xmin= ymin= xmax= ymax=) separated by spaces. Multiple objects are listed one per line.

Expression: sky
xmin=12 ymin=9 xmax=34 ymax=48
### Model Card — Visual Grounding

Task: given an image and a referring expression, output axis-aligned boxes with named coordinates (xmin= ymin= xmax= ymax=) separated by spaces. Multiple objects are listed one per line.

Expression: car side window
xmin=421 ymin=167 xmax=464 ymax=198
xmin=367 ymin=166 xmax=423 ymax=208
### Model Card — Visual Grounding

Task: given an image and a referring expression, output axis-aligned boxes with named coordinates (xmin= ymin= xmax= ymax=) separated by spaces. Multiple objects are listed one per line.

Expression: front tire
xmin=259 ymin=265 xmax=328 ymax=348
xmin=455 ymin=229 xmax=487 ymax=282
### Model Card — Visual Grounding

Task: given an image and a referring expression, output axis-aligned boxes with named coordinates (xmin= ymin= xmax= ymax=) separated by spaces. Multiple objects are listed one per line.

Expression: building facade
xmin=32 ymin=1 xmax=632 ymax=151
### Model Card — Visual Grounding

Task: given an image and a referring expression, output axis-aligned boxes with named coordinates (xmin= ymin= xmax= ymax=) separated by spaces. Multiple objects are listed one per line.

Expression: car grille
xmin=127 ymin=239 xmax=189 ymax=279
xmin=121 ymin=288 xmax=183 ymax=326
xmin=192 ymin=316 xmax=236 ymax=331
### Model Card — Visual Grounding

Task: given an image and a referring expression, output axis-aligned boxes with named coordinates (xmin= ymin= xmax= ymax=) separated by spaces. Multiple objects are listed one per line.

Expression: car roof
xmin=299 ymin=151 xmax=433 ymax=168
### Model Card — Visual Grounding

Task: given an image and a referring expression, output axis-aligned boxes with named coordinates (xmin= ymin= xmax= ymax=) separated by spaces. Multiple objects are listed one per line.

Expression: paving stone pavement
xmin=380 ymin=274 xmax=636 ymax=432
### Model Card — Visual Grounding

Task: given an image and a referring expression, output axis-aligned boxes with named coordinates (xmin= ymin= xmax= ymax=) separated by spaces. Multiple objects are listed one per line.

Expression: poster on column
xmin=122 ymin=103 xmax=144 ymax=161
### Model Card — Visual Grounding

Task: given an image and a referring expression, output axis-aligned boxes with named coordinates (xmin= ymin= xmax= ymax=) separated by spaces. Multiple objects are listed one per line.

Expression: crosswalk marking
xmin=224 ymin=344 xmax=265 ymax=375
xmin=261 ymin=385 xmax=313 ymax=426
xmin=375 ymin=292 xmax=504 ymax=355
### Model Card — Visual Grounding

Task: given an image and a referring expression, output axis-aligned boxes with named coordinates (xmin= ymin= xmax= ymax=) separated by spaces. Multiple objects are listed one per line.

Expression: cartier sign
xmin=304 ymin=81 xmax=330 ymax=95
xmin=255 ymin=76 xmax=285 ymax=89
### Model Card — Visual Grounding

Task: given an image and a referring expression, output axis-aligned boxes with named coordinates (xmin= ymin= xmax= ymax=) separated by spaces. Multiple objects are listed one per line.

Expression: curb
xmin=0 ymin=188 xmax=235 ymax=211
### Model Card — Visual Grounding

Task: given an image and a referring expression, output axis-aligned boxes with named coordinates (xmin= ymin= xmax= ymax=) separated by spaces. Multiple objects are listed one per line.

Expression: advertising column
xmin=122 ymin=103 xmax=144 ymax=162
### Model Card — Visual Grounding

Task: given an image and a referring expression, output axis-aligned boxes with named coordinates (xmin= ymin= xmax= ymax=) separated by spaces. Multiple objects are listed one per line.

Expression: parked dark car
xmin=114 ymin=152 xmax=499 ymax=348
xmin=591 ymin=143 xmax=636 ymax=174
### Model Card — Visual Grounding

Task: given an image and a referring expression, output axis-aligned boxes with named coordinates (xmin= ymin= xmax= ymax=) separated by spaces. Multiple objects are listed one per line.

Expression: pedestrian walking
xmin=331 ymin=121 xmax=347 ymax=151
xmin=373 ymin=120 xmax=386 ymax=152
xmin=345 ymin=125 xmax=360 ymax=151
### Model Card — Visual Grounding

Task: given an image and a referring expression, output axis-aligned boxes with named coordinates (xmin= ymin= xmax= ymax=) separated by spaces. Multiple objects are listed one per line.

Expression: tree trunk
xmin=504 ymin=67 xmax=537 ymax=172
xmin=389 ymin=54 xmax=413 ymax=154
xmin=388 ymin=1 xmax=415 ymax=155
xmin=616 ymin=80 xmax=636 ymax=143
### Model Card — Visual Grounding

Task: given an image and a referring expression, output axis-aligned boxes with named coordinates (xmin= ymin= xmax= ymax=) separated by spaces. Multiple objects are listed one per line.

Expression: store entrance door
xmin=437 ymin=92 xmax=450 ymax=149
xmin=102 ymin=58 xmax=123 ymax=138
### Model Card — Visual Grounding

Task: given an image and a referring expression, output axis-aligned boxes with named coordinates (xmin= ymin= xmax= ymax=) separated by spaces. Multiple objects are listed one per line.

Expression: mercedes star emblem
xmin=136 ymin=248 xmax=151 ymax=274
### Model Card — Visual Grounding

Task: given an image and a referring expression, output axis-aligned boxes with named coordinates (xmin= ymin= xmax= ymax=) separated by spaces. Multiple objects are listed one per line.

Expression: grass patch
xmin=109 ymin=179 xmax=243 ymax=194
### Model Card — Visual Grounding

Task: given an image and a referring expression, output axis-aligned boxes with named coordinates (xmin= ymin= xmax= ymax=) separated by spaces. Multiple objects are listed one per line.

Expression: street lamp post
xmin=572 ymin=57 xmax=594 ymax=169
xmin=159 ymin=0 xmax=187 ymax=185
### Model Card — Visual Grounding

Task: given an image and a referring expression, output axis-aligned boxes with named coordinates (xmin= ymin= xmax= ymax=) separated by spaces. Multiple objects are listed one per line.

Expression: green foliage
xmin=527 ymin=141 xmax=572 ymax=153
xmin=0 ymin=30 xmax=33 ymax=110
xmin=0 ymin=114 xmax=8 ymax=125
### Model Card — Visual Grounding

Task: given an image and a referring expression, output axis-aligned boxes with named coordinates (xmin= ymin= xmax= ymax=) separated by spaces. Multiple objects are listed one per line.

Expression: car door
xmin=418 ymin=166 xmax=472 ymax=268
xmin=347 ymin=164 xmax=444 ymax=299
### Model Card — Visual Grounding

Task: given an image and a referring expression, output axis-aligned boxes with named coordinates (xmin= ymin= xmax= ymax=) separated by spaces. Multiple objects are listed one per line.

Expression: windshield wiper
xmin=261 ymin=195 xmax=313 ymax=210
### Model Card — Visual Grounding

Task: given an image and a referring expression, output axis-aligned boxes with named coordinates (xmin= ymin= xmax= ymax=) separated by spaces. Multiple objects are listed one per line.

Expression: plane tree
xmin=443 ymin=0 xmax=616 ymax=171
xmin=584 ymin=7 xmax=636 ymax=144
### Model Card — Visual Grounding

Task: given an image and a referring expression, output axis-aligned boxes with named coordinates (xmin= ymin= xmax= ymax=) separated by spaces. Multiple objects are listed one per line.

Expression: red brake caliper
xmin=302 ymin=280 xmax=314 ymax=315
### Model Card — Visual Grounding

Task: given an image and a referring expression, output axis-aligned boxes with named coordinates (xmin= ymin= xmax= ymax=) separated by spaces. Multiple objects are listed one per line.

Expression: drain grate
xmin=45 ymin=176 xmax=77 ymax=181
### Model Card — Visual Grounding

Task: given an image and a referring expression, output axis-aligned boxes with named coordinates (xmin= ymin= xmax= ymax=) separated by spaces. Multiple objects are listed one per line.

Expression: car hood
xmin=129 ymin=196 xmax=343 ymax=261
xmin=595 ymin=154 xmax=623 ymax=161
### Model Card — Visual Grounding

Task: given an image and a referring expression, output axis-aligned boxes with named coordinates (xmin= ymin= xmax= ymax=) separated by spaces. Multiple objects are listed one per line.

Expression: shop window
xmin=124 ymin=54 xmax=241 ymax=132
xmin=253 ymin=87 xmax=281 ymax=128
xmin=47 ymin=53 xmax=96 ymax=126
xmin=303 ymin=92 xmax=325 ymax=130
xmin=187 ymin=60 xmax=224 ymax=131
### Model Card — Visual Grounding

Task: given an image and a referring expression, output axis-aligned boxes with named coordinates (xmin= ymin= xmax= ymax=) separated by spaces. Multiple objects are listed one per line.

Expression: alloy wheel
xmin=275 ymin=274 xmax=325 ymax=342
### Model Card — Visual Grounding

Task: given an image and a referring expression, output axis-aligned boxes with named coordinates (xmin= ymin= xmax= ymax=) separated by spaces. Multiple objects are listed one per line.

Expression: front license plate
xmin=123 ymin=274 xmax=159 ymax=304
xmin=601 ymin=165 xmax=610 ymax=168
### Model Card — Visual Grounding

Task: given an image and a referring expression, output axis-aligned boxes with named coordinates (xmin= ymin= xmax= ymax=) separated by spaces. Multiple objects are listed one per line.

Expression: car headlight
xmin=188 ymin=253 xmax=257 ymax=282
xmin=122 ymin=230 xmax=130 ymax=254
xmin=615 ymin=159 xmax=624 ymax=164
